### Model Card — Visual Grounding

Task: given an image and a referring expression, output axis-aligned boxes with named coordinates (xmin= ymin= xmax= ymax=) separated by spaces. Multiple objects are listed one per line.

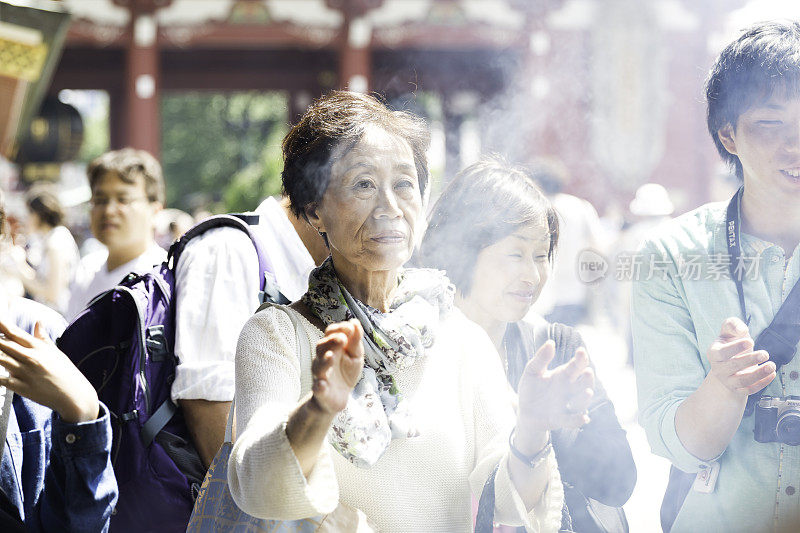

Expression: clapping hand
xmin=0 ymin=320 xmax=99 ymax=423
xmin=516 ymin=340 xmax=595 ymax=433
xmin=311 ymin=319 xmax=365 ymax=414
xmin=708 ymin=317 xmax=775 ymax=396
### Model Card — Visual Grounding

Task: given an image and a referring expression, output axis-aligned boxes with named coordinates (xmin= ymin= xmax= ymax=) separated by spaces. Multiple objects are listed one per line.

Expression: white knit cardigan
xmin=228 ymin=305 xmax=564 ymax=532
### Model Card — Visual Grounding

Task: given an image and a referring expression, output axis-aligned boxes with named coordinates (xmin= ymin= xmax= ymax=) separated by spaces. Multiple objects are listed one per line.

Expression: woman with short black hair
xmin=421 ymin=157 xmax=636 ymax=532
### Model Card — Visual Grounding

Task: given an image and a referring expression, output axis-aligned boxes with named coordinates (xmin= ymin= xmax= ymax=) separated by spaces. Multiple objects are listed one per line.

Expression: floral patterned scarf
xmin=302 ymin=256 xmax=455 ymax=468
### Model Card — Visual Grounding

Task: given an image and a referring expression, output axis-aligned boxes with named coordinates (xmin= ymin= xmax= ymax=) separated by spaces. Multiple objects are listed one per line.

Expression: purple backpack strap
xmin=167 ymin=214 xmax=285 ymax=303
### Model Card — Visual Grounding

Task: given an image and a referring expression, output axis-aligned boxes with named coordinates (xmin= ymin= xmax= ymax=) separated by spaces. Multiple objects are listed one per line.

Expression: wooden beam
xmin=372 ymin=24 xmax=525 ymax=50
xmin=159 ymin=49 xmax=337 ymax=92
xmin=157 ymin=23 xmax=339 ymax=50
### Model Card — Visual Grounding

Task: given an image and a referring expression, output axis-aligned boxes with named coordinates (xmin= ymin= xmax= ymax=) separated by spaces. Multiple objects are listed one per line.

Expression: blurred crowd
xmin=0 ymin=160 xmax=679 ymax=347
xmin=0 ymin=179 xmax=195 ymax=320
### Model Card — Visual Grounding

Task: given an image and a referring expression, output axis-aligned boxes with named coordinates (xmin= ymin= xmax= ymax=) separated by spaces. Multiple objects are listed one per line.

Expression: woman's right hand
xmin=0 ymin=320 xmax=100 ymax=423
xmin=311 ymin=319 xmax=365 ymax=414
xmin=516 ymin=340 xmax=595 ymax=434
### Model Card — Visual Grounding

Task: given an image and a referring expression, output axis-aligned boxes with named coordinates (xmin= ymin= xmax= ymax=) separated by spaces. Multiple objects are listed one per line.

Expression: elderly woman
xmin=420 ymin=158 xmax=636 ymax=532
xmin=227 ymin=92 xmax=593 ymax=532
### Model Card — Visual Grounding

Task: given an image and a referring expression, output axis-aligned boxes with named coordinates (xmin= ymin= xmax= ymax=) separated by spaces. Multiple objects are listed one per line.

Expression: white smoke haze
xmin=8 ymin=1 xmax=796 ymax=530
xmin=393 ymin=2 xmax=799 ymax=531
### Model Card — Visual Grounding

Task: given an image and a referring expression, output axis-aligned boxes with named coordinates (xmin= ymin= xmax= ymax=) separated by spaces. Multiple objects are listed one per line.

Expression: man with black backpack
xmin=632 ymin=21 xmax=800 ymax=533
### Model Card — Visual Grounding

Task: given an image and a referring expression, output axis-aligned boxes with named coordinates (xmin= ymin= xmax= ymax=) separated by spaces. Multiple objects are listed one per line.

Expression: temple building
xmin=6 ymin=0 xmax=794 ymax=212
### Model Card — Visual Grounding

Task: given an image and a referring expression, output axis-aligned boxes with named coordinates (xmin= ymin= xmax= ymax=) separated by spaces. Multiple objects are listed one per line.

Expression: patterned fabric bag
xmin=186 ymin=400 xmax=324 ymax=533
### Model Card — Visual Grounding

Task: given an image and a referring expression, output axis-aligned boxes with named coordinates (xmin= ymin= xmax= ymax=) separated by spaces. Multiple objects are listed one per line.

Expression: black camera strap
xmin=726 ymin=187 xmax=800 ymax=415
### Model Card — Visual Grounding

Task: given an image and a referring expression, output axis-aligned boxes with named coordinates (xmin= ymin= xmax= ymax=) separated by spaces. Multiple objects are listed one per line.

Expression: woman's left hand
xmin=311 ymin=319 xmax=365 ymax=415
xmin=516 ymin=340 xmax=595 ymax=436
xmin=0 ymin=320 xmax=100 ymax=423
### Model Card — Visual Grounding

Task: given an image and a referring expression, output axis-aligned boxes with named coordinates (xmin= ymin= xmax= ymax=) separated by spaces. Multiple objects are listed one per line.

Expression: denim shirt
xmin=0 ymin=297 xmax=118 ymax=532
xmin=632 ymin=201 xmax=800 ymax=532
xmin=2 ymin=398 xmax=117 ymax=532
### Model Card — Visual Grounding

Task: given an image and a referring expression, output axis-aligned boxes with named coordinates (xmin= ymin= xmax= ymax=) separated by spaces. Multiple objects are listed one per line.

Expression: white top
xmin=66 ymin=243 xmax=166 ymax=321
xmin=28 ymin=225 xmax=80 ymax=315
xmin=228 ymin=305 xmax=564 ymax=533
xmin=171 ymin=198 xmax=315 ymax=402
xmin=533 ymin=193 xmax=599 ymax=314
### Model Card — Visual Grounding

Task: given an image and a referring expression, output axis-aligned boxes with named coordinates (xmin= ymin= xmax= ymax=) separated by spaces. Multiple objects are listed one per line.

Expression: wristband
xmin=509 ymin=428 xmax=552 ymax=469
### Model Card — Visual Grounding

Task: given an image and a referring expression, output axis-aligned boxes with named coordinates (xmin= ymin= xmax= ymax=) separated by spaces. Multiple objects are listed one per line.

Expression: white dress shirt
xmin=67 ymin=243 xmax=166 ymax=321
xmin=171 ymin=197 xmax=315 ymax=402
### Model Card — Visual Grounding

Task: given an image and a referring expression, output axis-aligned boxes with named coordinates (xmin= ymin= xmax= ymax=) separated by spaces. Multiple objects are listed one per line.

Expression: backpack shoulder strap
xmin=141 ymin=399 xmax=178 ymax=448
xmin=168 ymin=214 xmax=253 ymax=266
xmin=168 ymin=214 xmax=288 ymax=303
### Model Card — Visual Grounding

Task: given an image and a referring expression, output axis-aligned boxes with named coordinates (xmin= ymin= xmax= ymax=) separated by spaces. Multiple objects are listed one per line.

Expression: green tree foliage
xmin=76 ymin=93 xmax=110 ymax=164
xmin=160 ymin=91 xmax=288 ymax=213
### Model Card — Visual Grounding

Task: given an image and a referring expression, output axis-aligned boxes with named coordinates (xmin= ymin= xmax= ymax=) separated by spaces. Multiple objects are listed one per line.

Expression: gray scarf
xmin=302 ymin=257 xmax=454 ymax=468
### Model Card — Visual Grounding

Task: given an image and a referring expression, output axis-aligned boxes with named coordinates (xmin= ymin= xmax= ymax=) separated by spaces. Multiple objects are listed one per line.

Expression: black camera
xmin=754 ymin=395 xmax=800 ymax=445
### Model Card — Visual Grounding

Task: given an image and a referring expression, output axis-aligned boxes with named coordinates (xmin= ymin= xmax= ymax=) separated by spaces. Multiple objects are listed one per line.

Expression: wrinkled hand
xmin=311 ymin=319 xmax=364 ymax=415
xmin=0 ymin=320 xmax=99 ymax=423
xmin=516 ymin=340 xmax=595 ymax=433
xmin=708 ymin=317 xmax=775 ymax=396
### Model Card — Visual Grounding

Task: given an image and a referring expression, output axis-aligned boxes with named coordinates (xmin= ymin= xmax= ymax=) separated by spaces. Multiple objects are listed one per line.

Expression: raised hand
xmin=707 ymin=317 xmax=775 ymax=396
xmin=311 ymin=319 xmax=365 ymax=414
xmin=516 ymin=340 xmax=595 ymax=433
xmin=0 ymin=320 xmax=99 ymax=423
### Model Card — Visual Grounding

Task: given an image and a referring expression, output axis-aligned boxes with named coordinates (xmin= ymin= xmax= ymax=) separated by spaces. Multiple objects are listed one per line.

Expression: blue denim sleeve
xmin=29 ymin=402 xmax=118 ymax=533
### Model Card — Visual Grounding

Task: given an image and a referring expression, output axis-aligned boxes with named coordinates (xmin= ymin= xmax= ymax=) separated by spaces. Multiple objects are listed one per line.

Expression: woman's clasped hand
xmin=516 ymin=341 xmax=595 ymax=433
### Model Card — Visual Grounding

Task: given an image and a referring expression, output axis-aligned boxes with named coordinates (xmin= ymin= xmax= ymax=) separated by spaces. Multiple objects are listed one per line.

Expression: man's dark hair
xmin=87 ymin=148 xmax=165 ymax=204
xmin=25 ymin=186 xmax=64 ymax=228
xmin=706 ymin=20 xmax=800 ymax=179
xmin=281 ymin=91 xmax=430 ymax=219
xmin=420 ymin=156 xmax=559 ymax=295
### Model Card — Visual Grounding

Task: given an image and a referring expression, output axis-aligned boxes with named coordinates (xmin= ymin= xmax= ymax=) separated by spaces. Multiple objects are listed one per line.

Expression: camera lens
xmin=776 ymin=409 xmax=800 ymax=446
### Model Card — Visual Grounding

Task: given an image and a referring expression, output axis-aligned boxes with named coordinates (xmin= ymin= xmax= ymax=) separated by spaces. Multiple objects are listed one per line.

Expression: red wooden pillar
xmin=328 ymin=0 xmax=382 ymax=92
xmin=511 ymin=1 xmax=565 ymax=162
xmin=340 ymin=23 xmax=371 ymax=92
xmin=442 ymin=96 xmax=464 ymax=182
xmin=123 ymin=1 xmax=160 ymax=157
xmin=108 ymin=88 xmax=125 ymax=151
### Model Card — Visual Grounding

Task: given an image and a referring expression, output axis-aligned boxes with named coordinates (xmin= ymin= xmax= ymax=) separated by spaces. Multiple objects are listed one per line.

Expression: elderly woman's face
xmin=308 ymin=126 xmax=422 ymax=274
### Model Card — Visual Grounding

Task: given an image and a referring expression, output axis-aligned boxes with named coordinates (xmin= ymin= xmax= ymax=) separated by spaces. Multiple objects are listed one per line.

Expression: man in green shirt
xmin=632 ymin=20 xmax=800 ymax=532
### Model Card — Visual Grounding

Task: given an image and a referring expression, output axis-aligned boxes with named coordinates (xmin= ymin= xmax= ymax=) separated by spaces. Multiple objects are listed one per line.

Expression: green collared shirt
xmin=632 ymin=201 xmax=800 ymax=533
